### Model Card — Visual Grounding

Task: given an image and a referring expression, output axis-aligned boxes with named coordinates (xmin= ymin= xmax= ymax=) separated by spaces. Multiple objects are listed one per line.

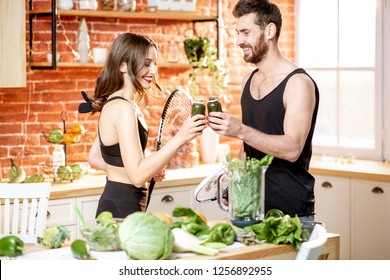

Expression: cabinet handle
xmin=321 ymin=181 xmax=332 ymax=188
xmin=372 ymin=186 xmax=384 ymax=194
xmin=46 ymin=210 xmax=51 ymax=218
xmin=161 ymin=195 xmax=174 ymax=203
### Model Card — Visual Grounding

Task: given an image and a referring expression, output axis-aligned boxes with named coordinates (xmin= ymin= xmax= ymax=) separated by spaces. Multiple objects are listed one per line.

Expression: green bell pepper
xmin=0 ymin=235 xmax=24 ymax=257
xmin=201 ymin=223 xmax=236 ymax=245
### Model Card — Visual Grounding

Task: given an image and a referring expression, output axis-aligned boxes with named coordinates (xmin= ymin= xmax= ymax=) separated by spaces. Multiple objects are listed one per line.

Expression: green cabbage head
xmin=118 ymin=212 xmax=174 ymax=260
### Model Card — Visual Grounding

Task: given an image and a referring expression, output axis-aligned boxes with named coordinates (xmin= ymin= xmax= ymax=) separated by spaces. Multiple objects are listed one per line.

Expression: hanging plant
xmin=182 ymin=29 xmax=230 ymax=100
xmin=183 ymin=35 xmax=210 ymax=64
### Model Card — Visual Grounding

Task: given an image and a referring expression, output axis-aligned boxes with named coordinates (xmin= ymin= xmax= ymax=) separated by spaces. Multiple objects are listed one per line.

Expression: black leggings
xmin=95 ymin=179 xmax=147 ymax=219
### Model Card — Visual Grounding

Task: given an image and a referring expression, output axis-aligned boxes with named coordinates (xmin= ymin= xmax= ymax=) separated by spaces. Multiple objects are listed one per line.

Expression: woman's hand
xmin=153 ymin=168 xmax=166 ymax=182
xmin=175 ymin=114 xmax=207 ymax=144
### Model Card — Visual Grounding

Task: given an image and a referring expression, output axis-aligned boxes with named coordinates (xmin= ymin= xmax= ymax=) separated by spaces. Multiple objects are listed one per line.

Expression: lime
xmin=71 ymin=239 xmax=91 ymax=260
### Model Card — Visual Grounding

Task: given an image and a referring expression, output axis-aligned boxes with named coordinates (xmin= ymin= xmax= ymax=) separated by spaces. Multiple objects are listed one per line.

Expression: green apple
xmin=49 ymin=129 xmax=63 ymax=143
xmin=70 ymin=164 xmax=83 ymax=180
xmin=57 ymin=165 xmax=73 ymax=180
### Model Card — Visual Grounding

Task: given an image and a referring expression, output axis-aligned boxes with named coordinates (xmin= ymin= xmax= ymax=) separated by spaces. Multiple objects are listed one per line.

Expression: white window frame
xmin=295 ymin=0 xmax=388 ymax=161
xmin=383 ymin=0 xmax=390 ymax=161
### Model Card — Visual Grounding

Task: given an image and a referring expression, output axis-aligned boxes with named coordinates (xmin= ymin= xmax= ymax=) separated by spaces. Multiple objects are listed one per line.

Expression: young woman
xmin=87 ymin=33 xmax=206 ymax=218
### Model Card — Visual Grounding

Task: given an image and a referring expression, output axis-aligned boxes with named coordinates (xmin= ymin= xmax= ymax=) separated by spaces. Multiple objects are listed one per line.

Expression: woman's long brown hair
xmin=91 ymin=32 xmax=161 ymax=113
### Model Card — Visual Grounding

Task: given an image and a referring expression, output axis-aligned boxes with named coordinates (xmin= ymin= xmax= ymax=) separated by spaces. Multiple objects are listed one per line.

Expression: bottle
xmin=52 ymin=145 xmax=66 ymax=178
xmin=167 ymin=40 xmax=179 ymax=63
xmin=191 ymin=98 xmax=206 ymax=116
xmin=59 ymin=0 xmax=74 ymax=10
xmin=207 ymin=96 xmax=222 ymax=114
xmin=76 ymin=18 xmax=91 ymax=63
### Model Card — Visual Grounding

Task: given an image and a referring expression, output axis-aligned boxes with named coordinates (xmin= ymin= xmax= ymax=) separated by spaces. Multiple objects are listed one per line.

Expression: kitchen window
xmin=295 ymin=0 xmax=389 ymax=161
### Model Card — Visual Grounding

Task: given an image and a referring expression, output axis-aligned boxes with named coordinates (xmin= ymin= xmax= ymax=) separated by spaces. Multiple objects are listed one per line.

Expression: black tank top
xmin=241 ymin=68 xmax=319 ymax=216
xmin=99 ymin=96 xmax=148 ymax=167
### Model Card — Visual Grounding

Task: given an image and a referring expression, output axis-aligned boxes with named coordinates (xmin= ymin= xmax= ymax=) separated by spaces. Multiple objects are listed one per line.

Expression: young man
xmin=208 ymin=0 xmax=319 ymax=221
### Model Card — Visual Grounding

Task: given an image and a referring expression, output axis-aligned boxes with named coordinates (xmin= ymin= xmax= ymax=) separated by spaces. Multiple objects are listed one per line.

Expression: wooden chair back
xmin=0 ymin=182 xmax=51 ymax=244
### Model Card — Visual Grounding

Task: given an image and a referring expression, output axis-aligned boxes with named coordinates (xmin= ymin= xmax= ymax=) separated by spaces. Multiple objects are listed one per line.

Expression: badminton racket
xmin=146 ymin=88 xmax=193 ymax=207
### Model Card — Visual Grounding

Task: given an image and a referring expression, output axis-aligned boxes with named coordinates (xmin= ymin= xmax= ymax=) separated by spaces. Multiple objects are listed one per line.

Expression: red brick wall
xmin=0 ymin=0 xmax=295 ymax=178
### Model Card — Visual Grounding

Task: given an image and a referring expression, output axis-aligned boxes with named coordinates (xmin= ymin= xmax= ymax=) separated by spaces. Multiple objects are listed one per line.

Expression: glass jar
xmin=59 ymin=0 xmax=74 ymax=10
xmin=79 ymin=0 xmax=98 ymax=10
xmin=191 ymin=98 xmax=206 ymax=116
xmin=207 ymin=96 xmax=222 ymax=114
xmin=116 ymin=0 xmax=136 ymax=12
xmin=99 ymin=0 xmax=115 ymax=10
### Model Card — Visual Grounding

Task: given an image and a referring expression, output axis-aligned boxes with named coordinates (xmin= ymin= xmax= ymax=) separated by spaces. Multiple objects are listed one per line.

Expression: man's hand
xmin=207 ymin=112 xmax=243 ymax=139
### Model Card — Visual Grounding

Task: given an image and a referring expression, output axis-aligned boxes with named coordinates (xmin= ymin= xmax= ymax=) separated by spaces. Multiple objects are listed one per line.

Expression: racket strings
xmin=159 ymin=92 xmax=192 ymax=147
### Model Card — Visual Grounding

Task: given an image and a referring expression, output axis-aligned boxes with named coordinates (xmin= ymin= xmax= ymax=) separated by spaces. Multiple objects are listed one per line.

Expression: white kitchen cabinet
xmin=351 ymin=179 xmax=390 ymax=260
xmin=148 ymin=185 xmax=229 ymax=221
xmin=147 ymin=186 xmax=195 ymax=215
xmin=46 ymin=197 xmax=77 ymax=239
xmin=46 ymin=195 xmax=100 ymax=239
xmin=314 ymin=175 xmax=351 ymax=259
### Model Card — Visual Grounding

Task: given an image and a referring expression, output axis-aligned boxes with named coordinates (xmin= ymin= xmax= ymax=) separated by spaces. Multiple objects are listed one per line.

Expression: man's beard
xmin=243 ymin=33 xmax=268 ymax=64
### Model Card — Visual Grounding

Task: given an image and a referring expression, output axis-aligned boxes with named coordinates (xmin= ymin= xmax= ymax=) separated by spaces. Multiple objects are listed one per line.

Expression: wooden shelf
xmin=28 ymin=9 xmax=217 ymax=22
xmin=28 ymin=0 xmax=220 ymax=70
xmin=28 ymin=61 xmax=191 ymax=69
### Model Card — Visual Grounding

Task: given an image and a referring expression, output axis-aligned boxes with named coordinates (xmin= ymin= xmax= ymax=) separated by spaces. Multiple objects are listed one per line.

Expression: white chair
xmin=0 ymin=182 xmax=51 ymax=244
xmin=296 ymin=224 xmax=328 ymax=260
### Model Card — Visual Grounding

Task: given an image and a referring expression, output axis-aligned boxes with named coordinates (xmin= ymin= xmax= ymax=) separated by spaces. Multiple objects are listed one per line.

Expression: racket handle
xmin=146 ymin=179 xmax=156 ymax=209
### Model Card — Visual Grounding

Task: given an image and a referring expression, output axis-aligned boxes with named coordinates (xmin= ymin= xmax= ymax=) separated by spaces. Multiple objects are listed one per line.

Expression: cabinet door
xmin=47 ymin=198 xmax=77 ymax=240
xmin=147 ymin=186 xmax=195 ymax=215
xmin=351 ymin=179 xmax=390 ymax=260
xmin=314 ymin=175 xmax=351 ymax=259
xmin=47 ymin=198 xmax=77 ymax=227
xmin=0 ymin=0 xmax=26 ymax=87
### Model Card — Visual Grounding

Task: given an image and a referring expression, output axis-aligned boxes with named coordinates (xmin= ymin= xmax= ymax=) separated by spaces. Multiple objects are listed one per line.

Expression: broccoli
xmin=38 ymin=226 xmax=71 ymax=248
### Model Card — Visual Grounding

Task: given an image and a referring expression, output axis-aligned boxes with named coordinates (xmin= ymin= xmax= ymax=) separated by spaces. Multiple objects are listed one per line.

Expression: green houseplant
xmin=183 ymin=35 xmax=229 ymax=98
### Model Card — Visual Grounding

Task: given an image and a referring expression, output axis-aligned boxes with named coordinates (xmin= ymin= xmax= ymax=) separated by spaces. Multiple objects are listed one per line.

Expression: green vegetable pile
xmin=38 ymin=226 xmax=70 ymax=249
xmin=244 ymin=209 xmax=307 ymax=250
xmin=171 ymin=206 xmax=209 ymax=235
xmin=226 ymin=154 xmax=274 ymax=218
xmin=171 ymin=206 xmax=236 ymax=255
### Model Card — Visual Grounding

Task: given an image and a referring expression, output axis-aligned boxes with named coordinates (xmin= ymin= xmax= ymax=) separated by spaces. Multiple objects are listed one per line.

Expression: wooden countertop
xmin=309 ymin=156 xmax=390 ymax=182
xmin=14 ymin=233 xmax=339 ymax=260
xmin=177 ymin=233 xmax=339 ymax=260
xmin=48 ymin=164 xmax=223 ymax=199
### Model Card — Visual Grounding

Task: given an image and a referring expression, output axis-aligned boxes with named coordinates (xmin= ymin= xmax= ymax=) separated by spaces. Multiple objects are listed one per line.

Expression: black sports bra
xmin=99 ymin=96 xmax=148 ymax=167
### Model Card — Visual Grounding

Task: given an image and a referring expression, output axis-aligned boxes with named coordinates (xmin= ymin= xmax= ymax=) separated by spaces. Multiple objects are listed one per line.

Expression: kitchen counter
xmin=309 ymin=156 xmax=390 ymax=182
xmin=47 ymin=164 xmax=223 ymax=199
xmin=9 ymin=233 xmax=339 ymax=260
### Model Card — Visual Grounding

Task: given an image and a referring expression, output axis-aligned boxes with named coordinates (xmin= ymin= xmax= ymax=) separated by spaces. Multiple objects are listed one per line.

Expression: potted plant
xmin=183 ymin=35 xmax=229 ymax=98
xmin=183 ymin=35 xmax=210 ymax=64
